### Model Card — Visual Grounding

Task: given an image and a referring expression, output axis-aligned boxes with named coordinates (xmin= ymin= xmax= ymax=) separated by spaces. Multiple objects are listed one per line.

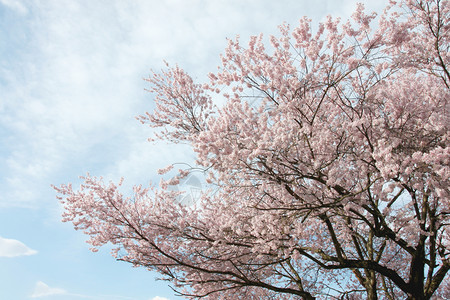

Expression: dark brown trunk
xmin=407 ymin=242 xmax=426 ymax=300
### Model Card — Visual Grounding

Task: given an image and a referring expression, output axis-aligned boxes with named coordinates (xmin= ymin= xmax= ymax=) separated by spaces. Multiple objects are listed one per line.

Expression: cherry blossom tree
xmin=54 ymin=0 xmax=449 ymax=299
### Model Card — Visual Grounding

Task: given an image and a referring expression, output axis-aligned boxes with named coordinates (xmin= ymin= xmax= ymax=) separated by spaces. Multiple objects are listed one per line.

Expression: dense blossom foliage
xmin=55 ymin=1 xmax=449 ymax=299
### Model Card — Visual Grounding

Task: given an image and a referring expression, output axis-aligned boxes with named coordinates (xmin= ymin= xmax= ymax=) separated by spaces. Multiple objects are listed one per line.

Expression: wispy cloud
xmin=0 ymin=0 xmax=28 ymax=15
xmin=0 ymin=236 xmax=37 ymax=257
xmin=150 ymin=296 xmax=170 ymax=300
xmin=29 ymin=280 xmax=143 ymax=299
xmin=30 ymin=281 xmax=67 ymax=298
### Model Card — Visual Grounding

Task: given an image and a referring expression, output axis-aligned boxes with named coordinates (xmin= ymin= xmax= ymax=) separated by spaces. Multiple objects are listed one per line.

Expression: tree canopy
xmin=55 ymin=0 xmax=449 ymax=299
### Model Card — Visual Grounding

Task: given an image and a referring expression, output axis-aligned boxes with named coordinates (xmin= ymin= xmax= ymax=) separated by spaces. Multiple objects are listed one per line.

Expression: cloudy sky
xmin=0 ymin=0 xmax=387 ymax=299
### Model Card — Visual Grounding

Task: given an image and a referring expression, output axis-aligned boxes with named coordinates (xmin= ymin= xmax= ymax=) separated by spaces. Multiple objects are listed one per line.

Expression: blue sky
xmin=0 ymin=0 xmax=387 ymax=299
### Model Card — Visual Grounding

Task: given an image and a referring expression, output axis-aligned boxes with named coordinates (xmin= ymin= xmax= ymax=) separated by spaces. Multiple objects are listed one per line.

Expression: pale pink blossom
xmin=56 ymin=1 xmax=449 ymax=299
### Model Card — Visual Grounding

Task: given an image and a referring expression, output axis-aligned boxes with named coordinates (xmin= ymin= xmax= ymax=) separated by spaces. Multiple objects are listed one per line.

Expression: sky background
xmin=0 ymin=0 xmax=387 ymax=299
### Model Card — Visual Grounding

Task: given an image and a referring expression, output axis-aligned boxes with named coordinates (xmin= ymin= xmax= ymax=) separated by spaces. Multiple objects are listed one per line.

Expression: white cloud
xmin=30 ymin=281 xmax=67 ymax=298
xmin=150 ymin=296 xmax=170 ymax=300
xmin=0 ymin=0 xmax=28 ymax=15
xmin=0 ymin=236 xmax=37 ymax=257
xmin=29 ymin=281 xmax=135 ymax=299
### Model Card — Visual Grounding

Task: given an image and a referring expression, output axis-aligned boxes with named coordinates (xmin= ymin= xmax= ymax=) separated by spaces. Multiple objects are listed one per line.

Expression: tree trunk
xmin=407 ymin=242 xmax=426 ymax=300
xmin=366 ymin=272 xmax=378 ymax=300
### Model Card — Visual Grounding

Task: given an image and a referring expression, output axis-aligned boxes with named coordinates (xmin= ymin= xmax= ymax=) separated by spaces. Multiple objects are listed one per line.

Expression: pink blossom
xmin=56 ymin=1 xmax=450 ymax=299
